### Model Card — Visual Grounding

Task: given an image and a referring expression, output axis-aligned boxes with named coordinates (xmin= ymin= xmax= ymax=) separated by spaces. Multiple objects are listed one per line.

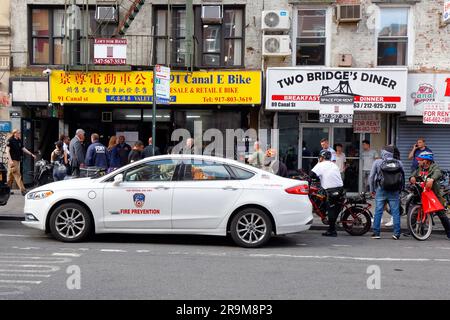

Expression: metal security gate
xmin=396 ymin=119 xmax=450 ymax=178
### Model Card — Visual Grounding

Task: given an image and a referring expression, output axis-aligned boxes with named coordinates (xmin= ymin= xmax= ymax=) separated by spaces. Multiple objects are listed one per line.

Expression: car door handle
xmin=223 ymin=186 xmax=238 ymax=191
xmin=155 ymin=186 xmax=170 ymax=190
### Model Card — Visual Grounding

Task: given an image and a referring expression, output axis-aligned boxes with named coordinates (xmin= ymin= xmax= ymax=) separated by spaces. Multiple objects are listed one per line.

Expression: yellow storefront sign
xmin=50 ymin=70 xmax=261 ymax=105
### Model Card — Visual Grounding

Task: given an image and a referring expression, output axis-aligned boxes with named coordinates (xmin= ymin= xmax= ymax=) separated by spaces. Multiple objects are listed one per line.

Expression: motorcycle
xmin=29 ymin=159 xmax=54 ymax=188
xmin=291 ymin=170 xmax=373 ymax=236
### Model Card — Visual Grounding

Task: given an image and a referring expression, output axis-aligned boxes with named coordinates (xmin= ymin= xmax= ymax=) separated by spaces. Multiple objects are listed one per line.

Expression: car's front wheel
xmin=49 ymin=203 xmax=93 ymax=242
xmin=230 ymin=208 xmax=273 ymax=248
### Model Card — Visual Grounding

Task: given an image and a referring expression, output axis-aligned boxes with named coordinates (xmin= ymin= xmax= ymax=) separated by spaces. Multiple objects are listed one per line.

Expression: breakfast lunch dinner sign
xmin=266 ymin=67 xmax=408 ymax=112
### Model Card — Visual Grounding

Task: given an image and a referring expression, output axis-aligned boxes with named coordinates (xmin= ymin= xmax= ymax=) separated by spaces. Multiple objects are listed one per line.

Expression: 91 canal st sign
xmin=266 ymin=68 xmax=407 ymax=112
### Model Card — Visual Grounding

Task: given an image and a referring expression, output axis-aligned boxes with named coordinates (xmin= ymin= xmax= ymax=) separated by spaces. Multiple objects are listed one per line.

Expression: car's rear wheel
xmin=49 ymin=203 xmax=92 ymax=242
xmin=230 ymin=208 xmax=272 ymax=248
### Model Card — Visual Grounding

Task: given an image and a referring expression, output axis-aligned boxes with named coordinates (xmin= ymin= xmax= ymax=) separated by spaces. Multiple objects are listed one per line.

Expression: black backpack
xmin=379 ymin=159 xmax=403 ymax=191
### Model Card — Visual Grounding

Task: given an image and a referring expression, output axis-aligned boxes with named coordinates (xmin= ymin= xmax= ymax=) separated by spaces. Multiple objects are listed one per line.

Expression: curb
xmin=310 ymin=224 xmax=448 ymax=235
xmin=0 ymin=216 xmax=25 ymax=221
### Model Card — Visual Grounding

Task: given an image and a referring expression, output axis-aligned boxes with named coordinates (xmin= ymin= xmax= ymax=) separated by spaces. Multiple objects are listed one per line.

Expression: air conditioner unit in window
xmin=335 ymin=5 xmax=361 ymax=23
xmin=95 ymin=7 xmax=118 ymax=23
xmin=262 ymin=10 xmax=290 ymax=31
xmin=262 ymin=35 xmax=291 ymax=56
xmin=201 ymin=5 xmax=223 ymax=24
xmin=102 ymin=112 xmax=112 ymax=122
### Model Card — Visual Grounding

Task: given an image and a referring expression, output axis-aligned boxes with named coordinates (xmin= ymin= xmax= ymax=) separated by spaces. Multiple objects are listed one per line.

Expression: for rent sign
xmin=423 ymin=102 xmax=450 ymax=124
xmin=266 ymin=67 xmax=407 ymax=112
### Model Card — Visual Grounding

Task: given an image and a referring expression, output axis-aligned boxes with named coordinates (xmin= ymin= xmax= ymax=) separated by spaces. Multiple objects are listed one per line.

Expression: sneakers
xmin=392 ymin=234 xmax=400 ymax=240
xmin=385 ymin=217 xmax=394 ymax=227
xmin=371 ymin=233 xmax=381 ymax=239
xmin=322 ymin=230 xmax=337 ymax=237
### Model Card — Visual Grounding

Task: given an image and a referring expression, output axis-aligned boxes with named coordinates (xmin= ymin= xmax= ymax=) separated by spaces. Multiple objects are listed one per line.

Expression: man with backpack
xmin=369 ymin=145 xmax=405 ymax=240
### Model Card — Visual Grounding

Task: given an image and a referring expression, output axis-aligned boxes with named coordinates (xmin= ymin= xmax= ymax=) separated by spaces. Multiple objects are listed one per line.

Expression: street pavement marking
xmin=0 ymin=274 xmax=51 ymax=278
xmin=52 ymin=253 xmax=81 ymax=257
xmin=100 ymin=249 xmax=127 ymax=253
xmin=0 ymin=264 xmax=61 ymax=273
xmin=332 ymin=245 xmax=352 ymax=247
xmin=136 ymin=250 xmax=150 ymax=253
xmin=0 ymin=252 xmax=79 ymax=297
xmin=0 ymin=279 xmax=42 ymax=285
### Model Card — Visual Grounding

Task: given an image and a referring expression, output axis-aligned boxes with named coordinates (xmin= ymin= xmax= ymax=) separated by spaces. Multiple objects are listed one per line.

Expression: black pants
xmin=435 ymin=211 xmax=450 ymax=236
xmin=71 ymin=166 xmax=80 ymax=178
xmin=326 ymin=187 xmax=345 ymax=232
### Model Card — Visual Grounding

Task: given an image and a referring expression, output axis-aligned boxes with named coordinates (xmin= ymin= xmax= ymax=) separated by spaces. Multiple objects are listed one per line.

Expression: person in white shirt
xmin=311 ymin=150 xmax=344 ymax=237
xmin=361 ymin=140 xmax=379 ymax=192
xmin=334 ymin=143 xmax=346 ymax=181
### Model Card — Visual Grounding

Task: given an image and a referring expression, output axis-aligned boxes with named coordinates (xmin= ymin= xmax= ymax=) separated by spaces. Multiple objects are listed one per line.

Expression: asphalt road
xmin=0 ymin=220 xmax=450 ymax=300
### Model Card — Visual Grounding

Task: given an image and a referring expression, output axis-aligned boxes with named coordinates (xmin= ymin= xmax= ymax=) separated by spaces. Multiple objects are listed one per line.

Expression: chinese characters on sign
xmin=319 ymin=104 xmax=354 ymax=123
xmin=50 ymin=71 xmax=261 ymax=105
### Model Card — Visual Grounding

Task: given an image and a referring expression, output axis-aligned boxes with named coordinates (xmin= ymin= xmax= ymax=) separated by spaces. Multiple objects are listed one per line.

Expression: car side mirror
xmin=113 ymin=174 xmax=123 ymax=186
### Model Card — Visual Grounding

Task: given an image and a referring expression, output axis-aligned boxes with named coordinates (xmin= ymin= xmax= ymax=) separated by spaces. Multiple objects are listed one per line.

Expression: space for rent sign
xmin=266 ymin=67 xmax=407 ymax=112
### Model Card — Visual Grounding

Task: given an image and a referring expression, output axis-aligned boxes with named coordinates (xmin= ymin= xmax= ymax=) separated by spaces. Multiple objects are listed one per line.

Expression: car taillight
xmin=285 ymin=184 xmax=309 ymax=195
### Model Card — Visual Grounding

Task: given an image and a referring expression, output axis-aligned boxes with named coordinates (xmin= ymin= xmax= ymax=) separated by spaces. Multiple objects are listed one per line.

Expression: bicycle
xmin=291 ymin=170 xmax=373 ymax=236
xmin=405 ymin=179 xmax=449 ymax=241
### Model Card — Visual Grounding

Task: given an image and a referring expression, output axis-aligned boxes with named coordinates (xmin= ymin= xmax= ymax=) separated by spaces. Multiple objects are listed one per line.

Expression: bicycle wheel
xmin=341 ymin=207 xmax=372 ymax=236
xmin=407 ymin=204 xmax=432 ymax=241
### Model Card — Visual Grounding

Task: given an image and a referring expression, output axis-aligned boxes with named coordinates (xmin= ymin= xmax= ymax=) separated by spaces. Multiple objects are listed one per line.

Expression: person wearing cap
xmin=410 ymin=151 xmax=450 ymax=240
xmin=6 ymin=129 xmax=36 ymax=195
xmin=311 ymin=150 xmax=344 ymax=237
xmin=369 ymin=145 xmax=405 ymax=240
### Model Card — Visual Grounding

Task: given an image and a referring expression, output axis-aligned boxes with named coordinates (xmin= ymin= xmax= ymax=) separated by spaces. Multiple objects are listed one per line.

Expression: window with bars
xmin=154 ymin=6 xmax=244 ymax=68
xmin=296 ymin=9 xmax=326 ymax=66
xmin=30 ymin=7 xmax=117 ymax=66
xmin=377 ymin=7 xmax=408 ymax=66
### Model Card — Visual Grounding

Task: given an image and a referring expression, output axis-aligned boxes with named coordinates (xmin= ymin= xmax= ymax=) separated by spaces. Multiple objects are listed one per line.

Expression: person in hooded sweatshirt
xmin=369 ymin=145 xmax=405 ymax=240
xmin=85 ymin=133 xmax=109 ymax=170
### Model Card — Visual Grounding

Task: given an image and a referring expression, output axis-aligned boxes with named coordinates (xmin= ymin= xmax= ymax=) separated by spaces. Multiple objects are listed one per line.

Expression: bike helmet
xmin=319 ymin=149 xmax=332 ymax=161
xmin=416 ymin=151 xmax=434 ymax=161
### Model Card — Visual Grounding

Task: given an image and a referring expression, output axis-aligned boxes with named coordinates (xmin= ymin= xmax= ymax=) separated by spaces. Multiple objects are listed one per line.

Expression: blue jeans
xmin=373 ymin=188 xmax=401 ymax=236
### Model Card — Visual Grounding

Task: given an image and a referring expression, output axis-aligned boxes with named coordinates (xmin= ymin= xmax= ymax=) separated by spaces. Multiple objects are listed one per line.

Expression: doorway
xmin=300 ymin=124 xmax=362 ymax=192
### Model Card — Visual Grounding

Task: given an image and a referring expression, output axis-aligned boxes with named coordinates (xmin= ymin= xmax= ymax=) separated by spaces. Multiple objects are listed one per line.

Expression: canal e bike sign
xmin=266 ymin=67 xmax=408 ymax=112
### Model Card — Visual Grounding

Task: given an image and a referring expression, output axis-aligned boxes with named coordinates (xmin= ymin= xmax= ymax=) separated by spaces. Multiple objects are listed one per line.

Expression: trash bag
xmin=421 ymin=189 xmax=445 ymax=214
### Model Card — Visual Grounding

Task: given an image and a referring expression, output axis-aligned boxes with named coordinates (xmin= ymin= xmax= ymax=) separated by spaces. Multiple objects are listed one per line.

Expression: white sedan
xmin=22 ymin=155 xmax=313 ymax=248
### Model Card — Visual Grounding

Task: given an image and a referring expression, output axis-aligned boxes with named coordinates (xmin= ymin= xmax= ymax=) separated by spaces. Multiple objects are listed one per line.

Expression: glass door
xmin=300 ymin=126 xmax=330 ymax=174
xmin=333 ymin=127 xmax=360 ymax=193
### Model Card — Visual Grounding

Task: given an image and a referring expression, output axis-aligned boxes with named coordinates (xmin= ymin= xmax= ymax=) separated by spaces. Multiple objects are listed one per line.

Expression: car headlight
xmin=26 ymin=190 xmax=54 ymax=200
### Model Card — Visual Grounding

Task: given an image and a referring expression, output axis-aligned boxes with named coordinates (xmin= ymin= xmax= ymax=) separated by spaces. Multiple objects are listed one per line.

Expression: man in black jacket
xmin=143 ymin=137 xmax=161 ymax=158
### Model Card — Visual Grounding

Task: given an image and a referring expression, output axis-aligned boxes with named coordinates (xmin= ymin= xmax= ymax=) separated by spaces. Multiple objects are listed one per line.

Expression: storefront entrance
xmin=278 ymin=114 xmax=363 ymax=193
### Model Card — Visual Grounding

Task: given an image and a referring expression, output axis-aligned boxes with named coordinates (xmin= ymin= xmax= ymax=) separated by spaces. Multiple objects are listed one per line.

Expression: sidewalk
xmin=0 ymin=193 xmax=25 ymax=220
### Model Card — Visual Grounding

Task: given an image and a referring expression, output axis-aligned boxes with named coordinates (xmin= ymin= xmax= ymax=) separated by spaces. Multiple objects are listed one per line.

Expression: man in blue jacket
xmin=85 ymin=133 xmax=109 ymax=170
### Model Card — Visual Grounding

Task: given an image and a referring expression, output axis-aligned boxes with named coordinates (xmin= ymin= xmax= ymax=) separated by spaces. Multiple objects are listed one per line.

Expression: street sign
xmin=0 ymin=121 xmax=11 ymax=132
xmin=155 ymin=65 xmax=170 ymax=104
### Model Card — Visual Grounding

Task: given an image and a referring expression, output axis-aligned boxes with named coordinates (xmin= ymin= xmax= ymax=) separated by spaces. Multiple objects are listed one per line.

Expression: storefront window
xmin=278 ymin=114 xmax=299 ymax=175
xmin=296 ymin=9 xmax=326 ymax=66
xmin=377 ymin=8 xmax=408 ymax=66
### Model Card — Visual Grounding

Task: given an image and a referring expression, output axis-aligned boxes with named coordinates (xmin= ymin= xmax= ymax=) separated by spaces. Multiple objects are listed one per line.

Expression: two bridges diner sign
xmin=266 ymin=68 xmax=407 ymax=112
xmin=50 ymin=70 xmax=261 ymax=105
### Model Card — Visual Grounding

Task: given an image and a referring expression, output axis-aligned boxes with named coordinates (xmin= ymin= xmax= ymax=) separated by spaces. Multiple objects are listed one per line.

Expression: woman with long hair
xmin=107 ymin=136 xmax=120 ymax=173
